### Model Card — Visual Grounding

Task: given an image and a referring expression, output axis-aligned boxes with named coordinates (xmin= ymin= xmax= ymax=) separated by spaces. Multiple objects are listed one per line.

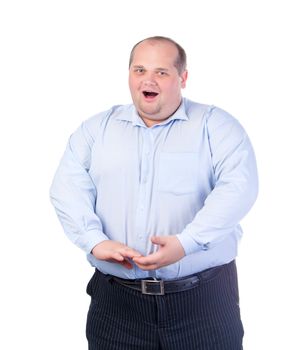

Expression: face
xmin=129 ymin=40 xmax=188 ymax=127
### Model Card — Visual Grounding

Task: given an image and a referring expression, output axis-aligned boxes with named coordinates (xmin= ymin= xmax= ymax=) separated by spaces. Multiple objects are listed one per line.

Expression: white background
xmin=1 ymin=0 xmax=280 ymax=349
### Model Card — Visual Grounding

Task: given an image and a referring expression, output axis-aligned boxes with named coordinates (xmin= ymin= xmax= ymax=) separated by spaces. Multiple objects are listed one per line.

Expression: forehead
xmin=131 ymin=40 xmax=178 ymax=68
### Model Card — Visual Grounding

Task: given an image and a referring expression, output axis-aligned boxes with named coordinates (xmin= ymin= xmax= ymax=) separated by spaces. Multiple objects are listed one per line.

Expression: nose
xmin=142 ymin=76 xmax=157 ymax=87
xmin=141 ymin=70 xmax=158 ymax=85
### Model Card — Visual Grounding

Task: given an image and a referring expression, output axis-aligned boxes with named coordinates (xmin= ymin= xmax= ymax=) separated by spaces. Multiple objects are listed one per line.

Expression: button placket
xmin=135 ymin=128 xmax=153 ymax=244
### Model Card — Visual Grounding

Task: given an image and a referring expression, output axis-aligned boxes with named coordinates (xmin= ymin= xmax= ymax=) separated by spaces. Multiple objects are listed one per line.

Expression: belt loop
xmin=105 ymin=275 xmax=114 ymax=284
xmin=97 ymin=270 xmax=114 ymax=284
xmin=197 ymin=273 xmax=202 ymax=286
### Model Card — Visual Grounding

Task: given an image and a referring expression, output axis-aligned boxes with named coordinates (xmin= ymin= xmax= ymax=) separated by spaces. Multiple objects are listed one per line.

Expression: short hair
xmin=129 ymin=36 xmax=187 ymax=74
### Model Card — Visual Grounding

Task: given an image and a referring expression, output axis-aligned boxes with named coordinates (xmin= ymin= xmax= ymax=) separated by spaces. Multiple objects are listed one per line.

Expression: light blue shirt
xmin=50 ymin=98 xmax=258 ymax=279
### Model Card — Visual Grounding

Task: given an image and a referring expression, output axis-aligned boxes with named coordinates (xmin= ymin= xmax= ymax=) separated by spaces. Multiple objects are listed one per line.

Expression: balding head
xmin=129 ymin=36 xmax=187 ymax=74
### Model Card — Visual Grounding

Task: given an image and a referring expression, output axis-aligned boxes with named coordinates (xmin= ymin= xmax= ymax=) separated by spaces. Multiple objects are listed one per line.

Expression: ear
xmin=180 ymin=70 xmax=188 ymax=88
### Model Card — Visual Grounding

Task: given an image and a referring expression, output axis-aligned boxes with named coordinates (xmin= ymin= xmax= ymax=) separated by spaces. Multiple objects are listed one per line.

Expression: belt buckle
xmin=141 ymin=279 xmax=164 ymax=295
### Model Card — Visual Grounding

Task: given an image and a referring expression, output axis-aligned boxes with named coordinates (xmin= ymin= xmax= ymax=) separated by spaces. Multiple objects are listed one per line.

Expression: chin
xmin=140 ymin=105 xmax=161 ymax=115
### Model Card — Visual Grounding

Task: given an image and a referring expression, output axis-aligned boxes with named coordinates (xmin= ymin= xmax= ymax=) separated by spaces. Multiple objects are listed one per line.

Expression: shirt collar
xmin=116 ymin=99 xmax=189 ymax=127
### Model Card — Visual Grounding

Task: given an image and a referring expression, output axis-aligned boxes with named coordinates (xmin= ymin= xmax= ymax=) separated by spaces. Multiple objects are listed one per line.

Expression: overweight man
xmin=50 ymin=36 xmax=258 ymax=349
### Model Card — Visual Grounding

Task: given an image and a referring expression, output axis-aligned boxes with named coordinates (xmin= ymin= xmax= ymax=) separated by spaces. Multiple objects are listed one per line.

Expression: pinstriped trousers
xmin=86 ymin=261 xmax=243 ymax=349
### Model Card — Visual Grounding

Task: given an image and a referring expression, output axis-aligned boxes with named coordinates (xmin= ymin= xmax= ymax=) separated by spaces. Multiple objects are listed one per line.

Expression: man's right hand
xmin=91 ymin=240 xmax=142 ymax=269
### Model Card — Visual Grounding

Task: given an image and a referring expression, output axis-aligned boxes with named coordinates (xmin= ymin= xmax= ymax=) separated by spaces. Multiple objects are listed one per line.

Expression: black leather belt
xmin=108 ymin=262 xmax=229 ymax=295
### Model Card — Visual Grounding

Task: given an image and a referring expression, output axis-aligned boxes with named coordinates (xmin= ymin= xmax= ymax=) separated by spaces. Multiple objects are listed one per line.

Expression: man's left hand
xmin=133 ymin=235 xmax=185 ymax=270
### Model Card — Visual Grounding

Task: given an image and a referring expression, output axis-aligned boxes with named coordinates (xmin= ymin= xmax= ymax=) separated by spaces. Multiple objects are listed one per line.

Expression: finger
xmin=151 ymin=236 xmax=167 ymax=245
xmin=133 ymin=252 xmax=160 ymax=266
xmin=111 ymin=251 xmax=125 ymax=262
xmin=121 ymin=248 xmax=142 ymax=259
xmin=109 ymin=256 xmax=133 ymax=269
xmin=134 ymin=262 xmax=158 ymax=271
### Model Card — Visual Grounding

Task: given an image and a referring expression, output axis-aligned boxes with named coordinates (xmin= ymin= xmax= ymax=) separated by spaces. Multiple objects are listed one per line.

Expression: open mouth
xmin=143 ymin=91 xmax=159 ymax=98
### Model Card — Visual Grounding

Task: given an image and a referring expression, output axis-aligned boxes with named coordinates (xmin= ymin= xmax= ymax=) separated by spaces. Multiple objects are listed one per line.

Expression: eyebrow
xmin=131 ymin=65 xmax=143 ymax=68
xmin=155 ymin=68 xmax=169 ymax=72
xmin=132 ymin=65 xmax=169 ymax=71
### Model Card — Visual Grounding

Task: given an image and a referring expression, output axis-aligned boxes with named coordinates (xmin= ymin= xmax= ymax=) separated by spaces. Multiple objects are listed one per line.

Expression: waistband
xmin=98 ymin=261 xmax=234 ymax=295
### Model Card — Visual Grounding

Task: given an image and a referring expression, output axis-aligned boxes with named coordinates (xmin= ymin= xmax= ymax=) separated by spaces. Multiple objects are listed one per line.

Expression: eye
xmin=157 ymin=71 xmax=168 ymax=76
xmin=134 ymin=68 xmax=145 ymax=74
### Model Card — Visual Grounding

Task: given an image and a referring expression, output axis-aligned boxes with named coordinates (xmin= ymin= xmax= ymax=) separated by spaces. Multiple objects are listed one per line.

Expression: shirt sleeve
xmin=49 ymin=121 xmax=108 ymax=254
xmin=177 ymin=106 xmax=259 ymax=255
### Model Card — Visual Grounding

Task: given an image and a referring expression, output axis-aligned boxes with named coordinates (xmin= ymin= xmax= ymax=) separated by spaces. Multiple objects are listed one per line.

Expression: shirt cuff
xmin=176 ymin=232 xmax=202 ymax=256
xmin=75 ymin=229 xmax=109 ymax=254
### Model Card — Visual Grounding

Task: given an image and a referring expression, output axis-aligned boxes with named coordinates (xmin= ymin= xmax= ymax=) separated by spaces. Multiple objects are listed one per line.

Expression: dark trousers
xmin=86 ymin=261 xmax=243 ymax=349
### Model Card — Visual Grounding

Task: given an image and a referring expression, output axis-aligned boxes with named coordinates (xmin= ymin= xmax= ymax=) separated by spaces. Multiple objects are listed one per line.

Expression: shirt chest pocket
xmin=158 ymin=152 xmax=198 ymax=195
